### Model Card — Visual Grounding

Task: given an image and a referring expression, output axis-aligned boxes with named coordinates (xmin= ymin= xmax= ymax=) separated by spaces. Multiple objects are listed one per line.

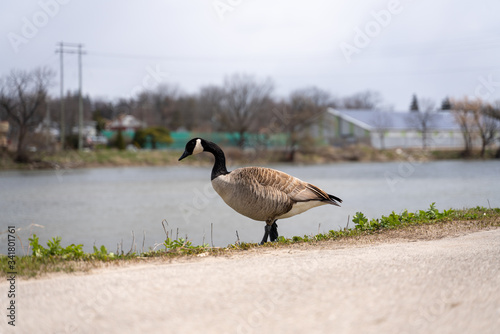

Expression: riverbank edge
xmin=1 ymin=207 xmax=499 ymax=280
xmin=1 ymin=146 xmax=498 ymax=171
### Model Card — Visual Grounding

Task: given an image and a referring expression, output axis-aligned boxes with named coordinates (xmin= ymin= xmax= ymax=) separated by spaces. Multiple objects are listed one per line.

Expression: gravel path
xmin=2 ymin=229 xmax=500 ymax=334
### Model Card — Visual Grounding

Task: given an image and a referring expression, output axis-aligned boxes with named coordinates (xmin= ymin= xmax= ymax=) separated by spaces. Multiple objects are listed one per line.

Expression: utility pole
xmin=55 ymin=42 xmax=86 ymax=150
xmin=45 ymin=97 xmax=51 ymax=148
xmin=77 ymin=44 xmax=84 ymax=151
xmin=55 ymin=42 xmax=65 ymax=149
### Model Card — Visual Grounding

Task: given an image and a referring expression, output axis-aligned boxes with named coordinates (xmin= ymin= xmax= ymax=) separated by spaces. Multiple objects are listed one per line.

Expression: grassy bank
xmin=2 ymin=205 xmax=499 ymax=279
xmin=0 ymin=149 xmax=182 ymax=170
xmin=0 ymin=145 xmax=498 ymax=171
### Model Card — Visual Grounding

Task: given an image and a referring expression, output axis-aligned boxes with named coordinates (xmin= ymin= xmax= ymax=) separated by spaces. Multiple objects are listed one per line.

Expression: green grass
xmin=44 ymin=149 xmax=182 ymax=167
xmin=1 ymin=204 xmax=499 ymax=278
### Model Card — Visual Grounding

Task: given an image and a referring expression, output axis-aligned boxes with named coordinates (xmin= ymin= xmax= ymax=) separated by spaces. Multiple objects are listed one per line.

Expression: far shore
xmin=1 ymin=145 xmax=498 ymax=171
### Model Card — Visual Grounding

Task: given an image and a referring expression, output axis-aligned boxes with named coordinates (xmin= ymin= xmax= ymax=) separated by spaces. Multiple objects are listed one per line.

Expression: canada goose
xmin=178 ymin=138 xmax=342 ymax=244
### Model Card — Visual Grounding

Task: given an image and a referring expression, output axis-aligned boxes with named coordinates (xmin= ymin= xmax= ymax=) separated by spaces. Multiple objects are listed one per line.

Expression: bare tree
xmin=219 ymin=74 xmax=274 ymax=148
xmin=406 ymin=98 xmax=437 ymax=149
xmin=134 ymin=92 xmax=156 ymax=126
xmin=115 ymin=98 xmax=134 ymax=116
xmin=371 ymin=112 xmax=393 ymax=150
xmin=198 ymin=85 xmax=226 ymax=132
xmin=451 ymin=97 xmax=478 ymax=156
xmin=275 ymin=86 xmax=333 ymax=160
xmin=175 ymin=95 xmax=199 ymax=131
xmin=140 ymin=84 xmax=180 ymax=128
xmin=490 ymin=100 xmax=500 ymax=158
xmin=342 ymin=90 xmax=382 ymax=109
xmin=473 ymin=102 xmax=499 ymax=157
xmin=0 ymin=67 xmax=54 ymax=161
xmin=92 ymin=98 xmax=116 ymax=120
xmin=451 ymin=97 xmax=499 ymax=157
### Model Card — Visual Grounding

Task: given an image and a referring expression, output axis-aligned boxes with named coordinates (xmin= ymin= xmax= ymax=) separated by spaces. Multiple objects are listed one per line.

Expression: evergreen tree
xmin=441 ymin=97 xmax=452 ymax=110
xmin=410 ymin=94 xmax=419 ymax=112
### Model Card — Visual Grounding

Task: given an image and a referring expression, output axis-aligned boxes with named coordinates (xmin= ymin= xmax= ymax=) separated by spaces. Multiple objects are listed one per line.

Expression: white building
xmin=108 ymin=114 xmax=145 ymax=131
xmin=322 ymin=108 xmax=492 ymax=150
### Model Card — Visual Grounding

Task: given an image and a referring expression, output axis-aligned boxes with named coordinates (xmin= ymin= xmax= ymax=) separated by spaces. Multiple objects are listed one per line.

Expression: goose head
xmin=178 ymin=138 xmax=205 ymax=161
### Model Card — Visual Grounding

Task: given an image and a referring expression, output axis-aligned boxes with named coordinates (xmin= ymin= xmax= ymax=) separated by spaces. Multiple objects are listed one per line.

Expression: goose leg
xmin=260 ymin=224 xmax=271 ymax=245
xmin=270 ymin=220 xmax=279 ymax=242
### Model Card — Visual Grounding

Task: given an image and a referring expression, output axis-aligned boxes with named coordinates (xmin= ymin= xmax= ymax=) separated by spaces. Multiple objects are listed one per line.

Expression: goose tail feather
xmin=327 ymin=194 xmax=342 ymax=207
xmin=305 ymin=183 xmax=342 ymax=207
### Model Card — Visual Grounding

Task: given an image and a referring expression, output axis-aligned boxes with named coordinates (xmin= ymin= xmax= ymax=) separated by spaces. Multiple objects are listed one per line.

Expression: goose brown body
xmin=211 ymin=167 xmax=339 ymax=222
xmin=178 ymin=138 xmax=342 ymax=244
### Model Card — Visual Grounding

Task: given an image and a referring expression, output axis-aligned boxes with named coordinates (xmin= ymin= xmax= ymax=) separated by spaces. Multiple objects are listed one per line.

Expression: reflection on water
xmin=1 ymin=160 xmax=499 ymax=254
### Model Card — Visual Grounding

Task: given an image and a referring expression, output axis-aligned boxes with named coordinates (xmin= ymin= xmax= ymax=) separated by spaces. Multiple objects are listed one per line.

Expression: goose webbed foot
xmin=260 ymin=224 xmax=271 ymax=245
xmin=260 ymin=220 xmax=279 ymax=245
xmin=270 ymin=221 xmax=278 ymax=242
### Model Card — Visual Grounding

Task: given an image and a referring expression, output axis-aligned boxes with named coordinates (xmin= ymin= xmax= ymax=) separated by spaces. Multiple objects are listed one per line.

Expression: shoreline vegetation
xmin=0 ymin=145 xmax=499 ymax=171
xmin=1 ymin=204 xmax=499 ymax=279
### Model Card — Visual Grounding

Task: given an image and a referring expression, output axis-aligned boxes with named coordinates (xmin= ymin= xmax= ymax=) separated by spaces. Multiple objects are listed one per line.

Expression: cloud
xmin=1 ymin=0 xmax=499 ymax=109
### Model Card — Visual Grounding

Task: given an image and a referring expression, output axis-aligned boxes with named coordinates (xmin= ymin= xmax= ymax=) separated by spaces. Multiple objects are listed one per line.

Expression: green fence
xmin=102 ymin=130 xmax=288 ymax=150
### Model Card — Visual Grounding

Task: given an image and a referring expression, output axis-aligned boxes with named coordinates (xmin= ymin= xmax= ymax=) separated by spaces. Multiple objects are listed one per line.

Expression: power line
xmin=82 ymin=33 xmax=500 ymax=63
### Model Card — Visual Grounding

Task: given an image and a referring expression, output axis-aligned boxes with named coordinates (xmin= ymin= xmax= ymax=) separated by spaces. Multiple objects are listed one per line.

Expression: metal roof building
xmin=323 ymin=108 xmax=467 ymax=149
xmin=328 ymin=109 xmax=461 ymax=131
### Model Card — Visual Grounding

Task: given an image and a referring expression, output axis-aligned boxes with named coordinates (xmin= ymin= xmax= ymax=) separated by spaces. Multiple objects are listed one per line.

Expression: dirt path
xmin=2 ymin=229 xmax=500 ymax=334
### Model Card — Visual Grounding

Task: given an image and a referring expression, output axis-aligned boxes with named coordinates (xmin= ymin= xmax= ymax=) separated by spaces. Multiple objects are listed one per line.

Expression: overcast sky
xmin=2 ymin=0 xmax=500 ymax=110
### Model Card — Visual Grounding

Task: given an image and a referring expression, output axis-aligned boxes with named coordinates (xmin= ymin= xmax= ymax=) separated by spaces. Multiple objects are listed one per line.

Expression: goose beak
xmin=178 ymin=151 xmax=190 ymax=161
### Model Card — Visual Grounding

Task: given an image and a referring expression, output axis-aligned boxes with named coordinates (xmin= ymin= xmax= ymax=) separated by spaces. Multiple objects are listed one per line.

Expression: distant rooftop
xmin=327 ymin=108 xmax=461 ymax=131
xmin=108 ymin=114 xmax=144 ymax=130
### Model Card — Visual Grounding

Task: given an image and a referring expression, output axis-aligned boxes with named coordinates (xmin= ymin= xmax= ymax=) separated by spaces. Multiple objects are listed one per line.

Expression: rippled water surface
xmin=1 ymin=160 xmax=499 ymax=253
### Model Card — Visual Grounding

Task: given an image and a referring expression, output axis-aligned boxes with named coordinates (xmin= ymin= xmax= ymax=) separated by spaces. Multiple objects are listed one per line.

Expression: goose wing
xmin=235 ymin=167 xmax=341 ymax=206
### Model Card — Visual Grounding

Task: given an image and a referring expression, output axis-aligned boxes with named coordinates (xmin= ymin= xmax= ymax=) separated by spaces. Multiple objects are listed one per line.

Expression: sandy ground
xmin=1 ymin=228 xmax=500 ymax=334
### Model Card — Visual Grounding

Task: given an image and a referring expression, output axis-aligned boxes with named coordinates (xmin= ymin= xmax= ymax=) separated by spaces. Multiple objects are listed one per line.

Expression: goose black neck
xmin=204 ymin=140 xmax=229 ymax=180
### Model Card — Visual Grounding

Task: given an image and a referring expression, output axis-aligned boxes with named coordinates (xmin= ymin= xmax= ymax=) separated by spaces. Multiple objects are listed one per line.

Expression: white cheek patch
xmin=192 ymin=139 xmax=204 ymax=155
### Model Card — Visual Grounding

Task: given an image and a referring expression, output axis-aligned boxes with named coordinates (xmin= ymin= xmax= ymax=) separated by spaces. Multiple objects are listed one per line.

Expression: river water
xmin=1 ymin=160 xmax=499 ymax=254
